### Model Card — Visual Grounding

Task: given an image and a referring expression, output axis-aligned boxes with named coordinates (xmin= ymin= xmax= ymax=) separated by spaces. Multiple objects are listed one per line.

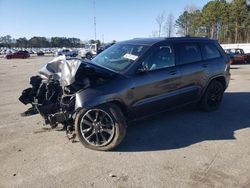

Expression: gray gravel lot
xmin=0 ymin=56 xmax=249 ymax=188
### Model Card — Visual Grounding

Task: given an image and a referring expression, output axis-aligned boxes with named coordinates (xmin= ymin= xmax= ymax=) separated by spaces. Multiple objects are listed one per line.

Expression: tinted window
xmin=201 ymin=43 xmax=221 ymax=60
xmin=92 ymin=43 xmax=149 ymax=72
xmin=142 ymin=45 xmax=175 ymax=71
xmin=176 ymin=43 xmax=202 ymax=65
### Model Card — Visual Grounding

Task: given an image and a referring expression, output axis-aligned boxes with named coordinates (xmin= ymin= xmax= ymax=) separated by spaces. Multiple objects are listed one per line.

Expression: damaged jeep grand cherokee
xmin=19 ymin=37 xmax=230 ymax=151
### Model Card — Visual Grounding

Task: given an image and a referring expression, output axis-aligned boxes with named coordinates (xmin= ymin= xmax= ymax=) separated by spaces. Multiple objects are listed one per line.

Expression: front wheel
xmin=75 ymin=103 xmax=127 ymax=151
xmin=199 ymin=80 xmax=224 ymax=112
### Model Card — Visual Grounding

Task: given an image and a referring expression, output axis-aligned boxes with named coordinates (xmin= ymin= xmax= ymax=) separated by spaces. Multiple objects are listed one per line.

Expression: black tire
xmin=199 ymin=80 xmax=224 ymax=112
xmin=86 ymin=53 xmax=92 ymax=60
xmin=75 ymin=103 xmax=127 ymax=151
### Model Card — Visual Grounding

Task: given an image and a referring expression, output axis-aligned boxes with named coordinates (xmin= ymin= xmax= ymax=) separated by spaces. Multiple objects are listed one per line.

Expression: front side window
xmin=201 ymin=43 xmax=221 ymax=60
xmin=141 ymin=45 xmax=175 ymax=71
xmin=176 ymin=43 xmax=202 ymax=65
xmin=92 ymin=43 xmax=148 ymax=72
xmin=85 ymin=45 xmax=91 ymax=49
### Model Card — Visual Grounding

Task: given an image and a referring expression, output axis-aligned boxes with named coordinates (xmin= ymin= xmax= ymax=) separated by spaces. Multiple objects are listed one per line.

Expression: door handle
xmin=168 ymin=70 xmax=177 ymax=75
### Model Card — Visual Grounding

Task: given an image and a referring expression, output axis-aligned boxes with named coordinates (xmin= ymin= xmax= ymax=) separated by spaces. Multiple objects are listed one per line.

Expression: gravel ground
xmin=0 ymin=56 xmax=249 ymax=188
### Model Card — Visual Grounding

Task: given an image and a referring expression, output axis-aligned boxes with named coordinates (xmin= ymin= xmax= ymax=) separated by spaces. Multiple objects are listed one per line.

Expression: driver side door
xmin=130 ymin=43 xmax=182 ymax=118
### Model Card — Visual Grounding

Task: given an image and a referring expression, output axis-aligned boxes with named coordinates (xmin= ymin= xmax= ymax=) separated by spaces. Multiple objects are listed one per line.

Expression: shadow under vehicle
xmin=117 ymin=92 xmax=250 ymax=152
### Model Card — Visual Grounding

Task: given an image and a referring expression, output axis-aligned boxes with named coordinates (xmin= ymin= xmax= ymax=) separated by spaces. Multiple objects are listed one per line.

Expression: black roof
xmin=120 ymin=37 xmax=216 ymax=46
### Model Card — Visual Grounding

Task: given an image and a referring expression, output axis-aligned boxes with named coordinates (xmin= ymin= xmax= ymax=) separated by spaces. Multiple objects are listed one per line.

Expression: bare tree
xmin=156 ymin=11 xmax=166 ymax=37
xmin=151 ymin=30 xmax=159 ymax=37
xmin=165 ymin=13 xmax=175 ymax=37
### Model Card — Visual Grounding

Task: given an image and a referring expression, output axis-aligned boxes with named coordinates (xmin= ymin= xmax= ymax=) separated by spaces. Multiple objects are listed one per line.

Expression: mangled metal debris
xmin=19 ymin=56 xmax=114 ymax=142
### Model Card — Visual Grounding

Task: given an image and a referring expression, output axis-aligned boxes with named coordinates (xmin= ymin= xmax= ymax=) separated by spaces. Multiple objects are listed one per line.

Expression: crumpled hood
xmin=38 ymin=56 xmax=115 ymax=88
xmin=39 ymin=56 xmax=82 ymax=87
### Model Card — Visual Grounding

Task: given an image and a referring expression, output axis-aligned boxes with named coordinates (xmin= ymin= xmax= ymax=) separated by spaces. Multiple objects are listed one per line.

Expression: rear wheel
xmin=200 ymin=80 xmax=224 ymax=112
xmin=75 ymin=103 xmax=127 ymax=151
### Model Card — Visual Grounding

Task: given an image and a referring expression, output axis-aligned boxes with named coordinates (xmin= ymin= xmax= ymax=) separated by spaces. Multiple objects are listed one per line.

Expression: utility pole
xmin=102 ymin=34 xmax=104 ymax=44
xmin=93 ymin=0 xmax=97 ymax=40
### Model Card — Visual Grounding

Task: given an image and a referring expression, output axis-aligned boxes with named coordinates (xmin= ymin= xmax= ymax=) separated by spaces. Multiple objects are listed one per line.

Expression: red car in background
xmin=6 ymin=51 xmax=30 ymax=59
xmin=225 ymin=48 xmax=250 ymax=64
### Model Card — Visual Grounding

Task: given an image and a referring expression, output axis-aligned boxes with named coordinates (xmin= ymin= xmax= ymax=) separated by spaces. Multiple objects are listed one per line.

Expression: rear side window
xmin=175 ymin=43 xmax=202 ymax=65
xmin=201 ymin=43 xmax=221 ymax=60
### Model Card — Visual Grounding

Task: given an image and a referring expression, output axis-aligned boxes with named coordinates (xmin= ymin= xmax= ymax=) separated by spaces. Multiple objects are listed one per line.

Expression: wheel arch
xmin=213 ymin=76 xmax=226 ymax=90
xmin=75 ymin=91 xmax=129 ymax=119
xmin=201 ymin=75 xmax=226 ymax=97
xmin=209 ymin=76 xmax=226 ymax=90
xmin=109 ymin=100 xmax=129 ymax=118
xmin=87 ymin=100 xmax=129 ymax=119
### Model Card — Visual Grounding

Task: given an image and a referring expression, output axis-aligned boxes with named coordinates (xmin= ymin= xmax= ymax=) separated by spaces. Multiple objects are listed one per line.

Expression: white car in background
xmin=79 ymin=44 xmax=98 ymax=59
xmin=54 ymin=49 xmax=78 ymax=57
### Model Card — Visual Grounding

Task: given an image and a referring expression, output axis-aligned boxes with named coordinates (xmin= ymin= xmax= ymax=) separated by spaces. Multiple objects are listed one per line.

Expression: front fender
xmin=75 ymin=88 xmax=122 ymax=111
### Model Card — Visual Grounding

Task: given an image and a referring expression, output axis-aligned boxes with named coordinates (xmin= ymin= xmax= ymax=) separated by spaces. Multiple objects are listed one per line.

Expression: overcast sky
xmin=0 ymin=0 xmax=209 ymax=42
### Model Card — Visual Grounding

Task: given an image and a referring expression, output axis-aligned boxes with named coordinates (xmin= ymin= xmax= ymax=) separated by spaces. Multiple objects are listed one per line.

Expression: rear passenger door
xmin=174 ymin=42 xmax=207 ymax=103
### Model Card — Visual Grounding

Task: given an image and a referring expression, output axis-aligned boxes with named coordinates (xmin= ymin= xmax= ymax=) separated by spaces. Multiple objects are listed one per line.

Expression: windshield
xmin=85 ymin=45 xmax=91 ymax=49
xmin=92 ymin=43 xmax=149 ymax=72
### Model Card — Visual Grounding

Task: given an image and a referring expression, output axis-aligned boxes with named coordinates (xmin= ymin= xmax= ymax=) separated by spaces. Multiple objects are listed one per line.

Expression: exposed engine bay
xmin=19 ymin=56 xmax=114 ymax=140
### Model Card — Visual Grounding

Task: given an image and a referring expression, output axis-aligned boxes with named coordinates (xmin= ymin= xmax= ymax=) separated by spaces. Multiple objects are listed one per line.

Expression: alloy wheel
xmin=80 ymin=109 xmax=115 ymax=147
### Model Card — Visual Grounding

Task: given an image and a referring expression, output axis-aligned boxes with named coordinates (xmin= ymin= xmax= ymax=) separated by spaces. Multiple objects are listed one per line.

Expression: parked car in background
xmin=6 ymin=51 xmax=30 ymax=59
xmin=37 ymin=51 xmax=45 ymax=56
xmin=54 ymin=49 xmax=78 ymax=57
xmin=0 ymin=47 xmax=57 ymax=56
xmin=225 ymin=48 xmax=250 ymax=64
xmin=79 ymin=43 xmax=98 ymax=59
xmin=0 ymin=48 xmax=16 ymax=55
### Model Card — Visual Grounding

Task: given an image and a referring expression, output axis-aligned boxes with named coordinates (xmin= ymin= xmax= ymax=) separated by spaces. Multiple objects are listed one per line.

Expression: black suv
xmin=74 ymin=37 xmax=230 ymax=150
xmin=20 ymin=37 xmax=231 ymax=151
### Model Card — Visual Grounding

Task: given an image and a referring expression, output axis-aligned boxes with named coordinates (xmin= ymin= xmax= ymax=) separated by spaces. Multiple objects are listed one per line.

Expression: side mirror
xmin=137 ymin=66 xmax=148 ymax=74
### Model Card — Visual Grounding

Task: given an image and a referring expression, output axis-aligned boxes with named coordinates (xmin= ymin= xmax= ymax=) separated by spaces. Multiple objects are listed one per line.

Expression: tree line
xmin=0 ymin=35 xmax=85 ymax=48
xmin=175 ymin=0 xmax=250 ymax=43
